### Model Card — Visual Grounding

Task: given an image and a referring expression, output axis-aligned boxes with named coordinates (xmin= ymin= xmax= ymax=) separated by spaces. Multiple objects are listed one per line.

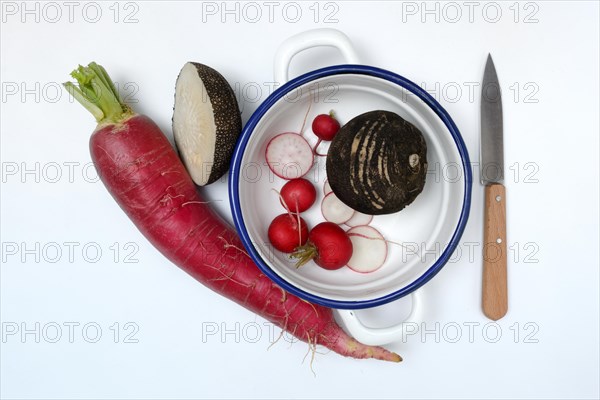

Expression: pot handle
xmin=273 ymin=28 xmax=360 ymax=84
xmin=333 ymin=291 xmax=421 ymax=346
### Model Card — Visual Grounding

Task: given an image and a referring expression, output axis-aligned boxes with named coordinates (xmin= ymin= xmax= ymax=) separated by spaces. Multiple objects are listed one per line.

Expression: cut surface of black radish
xmin=173 ymin=62 xmax=242 ymax=186
xmin=265 ymin=133 xmax=314 ymax=180
xmin=326 ymin=110 xmax=427 ymax=215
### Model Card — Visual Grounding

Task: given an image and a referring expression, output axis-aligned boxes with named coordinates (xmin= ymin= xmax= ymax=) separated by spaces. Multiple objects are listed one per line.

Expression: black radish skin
xmin=326 ymin=110 xmax=427 ymax=215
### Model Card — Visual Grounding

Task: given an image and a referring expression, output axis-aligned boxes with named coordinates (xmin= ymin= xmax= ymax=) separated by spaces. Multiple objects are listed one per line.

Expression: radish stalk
xmin=299 ymin=98 xmax=312 ymax=135
xmin=63 ymin=63 xmax=133 ymax=124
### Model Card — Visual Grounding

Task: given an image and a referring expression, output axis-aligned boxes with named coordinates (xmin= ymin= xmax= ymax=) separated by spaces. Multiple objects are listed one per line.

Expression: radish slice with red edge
xmin=323 ymin=179 xmax=332 ymax=196
xmin=345 ymin=211 xmax=373 ymax=227
xmin=265 ymin=132 xmax=314 ymax=180
xmin=321 ymin=192 xmax=354 ymax=224
xmin=346 ymin=225 xmax=388 ymax=273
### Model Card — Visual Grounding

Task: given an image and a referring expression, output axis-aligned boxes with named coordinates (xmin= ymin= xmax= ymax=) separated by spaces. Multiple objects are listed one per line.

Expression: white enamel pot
xmin=229 ymin=29 xmax=472 ymax=345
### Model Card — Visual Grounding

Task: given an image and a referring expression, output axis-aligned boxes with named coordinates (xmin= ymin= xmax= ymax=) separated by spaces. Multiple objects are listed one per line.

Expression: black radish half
xmin=173 ymin=62 xmax=242 ymax=186
xmin=326 ymin=110 xmax=427 ymax=215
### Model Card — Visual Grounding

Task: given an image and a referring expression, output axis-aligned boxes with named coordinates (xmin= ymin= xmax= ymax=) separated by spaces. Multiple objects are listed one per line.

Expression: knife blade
xmin=480 ymin=54 xmax=508 ymax=321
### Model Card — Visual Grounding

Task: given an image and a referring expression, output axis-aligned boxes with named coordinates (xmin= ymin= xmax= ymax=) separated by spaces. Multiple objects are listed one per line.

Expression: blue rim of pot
xmin=229 ymin=64 xmax=472 ymax=310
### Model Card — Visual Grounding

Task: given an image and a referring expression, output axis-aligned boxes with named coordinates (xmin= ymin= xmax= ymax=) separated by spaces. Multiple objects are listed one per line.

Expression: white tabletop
xmin=1 ymin=1 xmax=599 ymax=399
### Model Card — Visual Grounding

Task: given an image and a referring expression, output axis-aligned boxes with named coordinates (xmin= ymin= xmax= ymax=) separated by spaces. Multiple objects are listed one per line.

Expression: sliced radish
xmin=346 ymin=225 xmax=388 ymax=273
xmin=321 ymin=192 xmax=354 ymax=224
xmin=323 ymin=179 xmax=332 ymax=196
xmin=265 ymin=132 xmax=314 ymax=180
xmin=345 ymin=211 xmax=373 ymax=227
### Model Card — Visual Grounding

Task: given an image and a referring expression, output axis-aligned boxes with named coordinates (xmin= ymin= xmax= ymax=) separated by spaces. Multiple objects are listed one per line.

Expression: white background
xmin=1 ymin=1 xmax=599 ymax=399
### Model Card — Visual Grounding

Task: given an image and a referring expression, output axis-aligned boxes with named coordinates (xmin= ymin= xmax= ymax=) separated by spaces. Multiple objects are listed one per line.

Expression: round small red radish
xmin=280 ymin=178 xmax=317 ymax=213
xmin=268 ymin=214 xmax=309 ymax=253
xmin=312 ymin=112 xmax=340 ymax=141
xmin=292 ymin=222 xmax=353 ymax=270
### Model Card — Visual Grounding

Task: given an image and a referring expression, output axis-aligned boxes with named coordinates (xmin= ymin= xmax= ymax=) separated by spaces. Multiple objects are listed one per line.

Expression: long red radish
xmin=65 ymin=62 xmax=401 ymax=362
xmin=292 ymin=222 xmax=353 ymax=270
xmin=265 ymin=132 xmax=314 ymax=179
xmin=347 ymin=226 xmax=388 ymax=273
xmin=321 ymin=192 xmax=354 ymax=224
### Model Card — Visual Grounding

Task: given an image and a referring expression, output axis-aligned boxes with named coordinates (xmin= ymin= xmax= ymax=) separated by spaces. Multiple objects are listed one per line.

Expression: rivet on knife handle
xmin=482 ymin=183 xmax=507 ymax=320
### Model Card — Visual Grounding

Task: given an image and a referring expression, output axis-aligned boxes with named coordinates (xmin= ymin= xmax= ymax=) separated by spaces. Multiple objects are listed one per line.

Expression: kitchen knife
xmin=480 ymin=54 xmax=508 ymax=321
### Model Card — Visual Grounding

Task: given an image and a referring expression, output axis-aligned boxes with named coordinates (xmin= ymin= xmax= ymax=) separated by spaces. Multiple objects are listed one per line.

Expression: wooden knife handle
xmin=482 ymin=183 xmax=508 ymax=320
